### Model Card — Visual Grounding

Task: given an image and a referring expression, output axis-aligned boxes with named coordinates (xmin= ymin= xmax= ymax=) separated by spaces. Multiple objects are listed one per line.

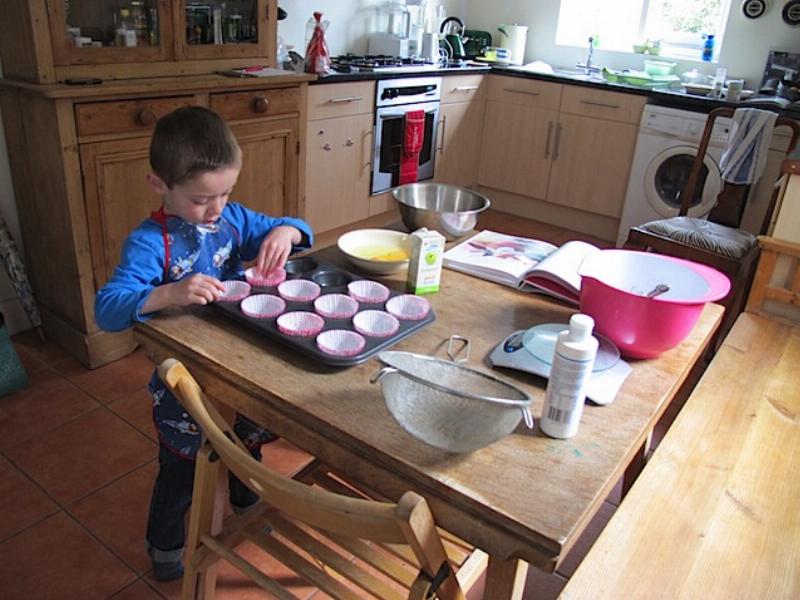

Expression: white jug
xmin=497 ymin=24 xmax=528 ymax=65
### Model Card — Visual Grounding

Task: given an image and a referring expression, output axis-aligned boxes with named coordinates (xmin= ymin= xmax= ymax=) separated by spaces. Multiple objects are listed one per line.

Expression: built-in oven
xmin=372 ymin=76 xmax=442 ymax=194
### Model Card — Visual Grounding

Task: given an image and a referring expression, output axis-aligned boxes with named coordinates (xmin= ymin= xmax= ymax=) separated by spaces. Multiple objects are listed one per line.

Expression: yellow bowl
xmin=337 ymin=229 xmax=411 ymax=275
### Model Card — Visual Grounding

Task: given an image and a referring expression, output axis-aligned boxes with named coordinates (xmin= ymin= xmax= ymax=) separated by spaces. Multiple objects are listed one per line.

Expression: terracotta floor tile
xmin=0 ymin=511 xmax=136 ymax=600
xmin=261 ymin=438 xmax=314 ymax=476
xmin=11 ymin=329 xmax=72 ymax=365
xmin=0 ymin=454 xmax=59 ymax=541
xmin=54 ymin=348 xmax=155 ymax=405
xmin=555 ymin=500 xmax=617 ymax=578
xmin=109 ymin=579 xmax=166 ymax=600
xmin=522 ymin=567 xmax=568 ymax=599
xmin=6 ymin=407 xmax=156 ymax=504
xmin=70 ymin=460 xmax=159 ymax=575
xmin=0 ymin=369 xmax=99 ymax=451
xmin=14 ymin=342 xmax=48 ymax=376
xmin=109 ymin=386 xmax=158 ymax=442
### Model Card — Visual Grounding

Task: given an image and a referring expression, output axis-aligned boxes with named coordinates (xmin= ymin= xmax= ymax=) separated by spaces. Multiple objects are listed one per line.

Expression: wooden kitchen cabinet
xmin=1 ymin=0 xmax=278 ymax=84
xmin=434 ymin=74 xmax=486 ymax=187
xmin=304 ymin=82 xmax=375 ymax=234
xmin=0 ymin=74 xmax=311 ymax=368
xmin=478 ymin=74 xmax=644 ymax=219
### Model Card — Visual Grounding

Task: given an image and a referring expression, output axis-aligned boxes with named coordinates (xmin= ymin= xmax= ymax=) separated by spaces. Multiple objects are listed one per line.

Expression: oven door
xmin=372 ymin=102 xmax=440 ymax=195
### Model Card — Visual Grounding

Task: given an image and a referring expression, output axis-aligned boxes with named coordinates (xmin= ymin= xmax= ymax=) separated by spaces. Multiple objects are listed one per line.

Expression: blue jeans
xmin=146 ymin=419 xmax=277 ymax=559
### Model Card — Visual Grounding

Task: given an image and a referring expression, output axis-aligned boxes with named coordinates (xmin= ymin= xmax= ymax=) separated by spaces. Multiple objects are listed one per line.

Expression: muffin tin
xmin=212 ymin=257 xmax=436 ymax=366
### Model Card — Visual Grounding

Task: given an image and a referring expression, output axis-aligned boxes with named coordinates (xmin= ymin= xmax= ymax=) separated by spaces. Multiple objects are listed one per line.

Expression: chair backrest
xmin=746 ymin=235 xmax=800 ymax=324
xmin=157 ymin=358 xmax=465 ymax=599
xmin=679 ymin=107 xmax=800 ymax=231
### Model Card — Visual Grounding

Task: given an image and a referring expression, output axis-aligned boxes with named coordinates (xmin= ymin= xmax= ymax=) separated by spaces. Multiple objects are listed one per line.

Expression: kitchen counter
xmin=311 ymin=62 xmax=800 ymax=118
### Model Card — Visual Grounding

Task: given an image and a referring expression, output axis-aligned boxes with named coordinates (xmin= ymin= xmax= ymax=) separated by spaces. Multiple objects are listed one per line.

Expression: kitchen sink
xmin=551 ymin=67 xmax=605 ymax=81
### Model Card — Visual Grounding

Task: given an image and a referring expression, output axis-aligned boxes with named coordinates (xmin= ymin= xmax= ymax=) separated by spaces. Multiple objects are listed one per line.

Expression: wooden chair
xmin=157 ymin=358 xmax=488 ymax=600
xmin=746 ymin=235 xmax=800 ymax=322
xmin=626 ymin=106 xmax=800 ymax=347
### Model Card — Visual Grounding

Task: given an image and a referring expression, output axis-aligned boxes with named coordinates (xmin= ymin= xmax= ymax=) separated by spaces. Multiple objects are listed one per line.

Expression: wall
xmin=462 ymin=0 xmax=800 ymax=88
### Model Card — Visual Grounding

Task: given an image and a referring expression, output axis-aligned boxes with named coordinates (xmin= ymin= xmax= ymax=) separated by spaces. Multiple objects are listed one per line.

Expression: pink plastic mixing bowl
xmin=578 ymin=250 xmax=730 ymax=359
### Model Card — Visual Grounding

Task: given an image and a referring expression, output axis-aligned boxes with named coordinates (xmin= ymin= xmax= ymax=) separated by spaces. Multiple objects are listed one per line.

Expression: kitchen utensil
xmin=578 ymin=250 xmax=730 ymax=358
xmin=371 ymin=337 xmax=534 ymax=453
xmin=521 ymin=323 xmax=621 ymax=371
xmin=643 ymin=59 xmax=677 ymax=76
xmin=391 ymin=183 xmax=491 ymax=241
xmin=497 ymin=24 xmax=528 ymax=65
xmin=439 ymin=16 xmax=467 ymax=60
xmin=213 ymin=257 xmax=436 ymax=367
xmin=683 ymin=82 xmax=714 ymax=96
xmin=645 ymin=283 xmax=670 ymax=298
xmin=337 ymin=229 xmax=410 ymax=275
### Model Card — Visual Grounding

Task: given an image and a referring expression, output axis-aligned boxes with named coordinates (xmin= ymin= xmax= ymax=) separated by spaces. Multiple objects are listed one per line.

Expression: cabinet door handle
xmin=327 ymin=96 xmax=364 ymax=103
xmin=251 ymin=96 xmax=270 ymax=113
xmin=364 ymin=128 xmax=374 ymax=169
xmin=344 ymin=137 xmax=354 ymax=147
xmin=322 ymin=143 xmax=332 ymax=151
xmin=504 ymin=88 xmax=540 ymax=96
xmin=553 ymin=122 xmax=563 ymax=161
xmin=545 ymin=121 xmax=554 ymax=160
xmin=453 ymin=85 xmax=480 ymax=92
xmin=437 ymin=115 xmax=447 ymax=154
xmin=135 ymin=107 xmax=157 ymax=126
xmin=580 ymin=99 xmax=621 ymax=109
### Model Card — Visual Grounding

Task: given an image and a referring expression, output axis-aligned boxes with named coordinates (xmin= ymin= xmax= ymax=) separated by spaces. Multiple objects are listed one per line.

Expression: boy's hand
xmin=256 ymin=226 xmax=301 ymax=274
xmin=169 ymin=274 xmax=226 ymax=306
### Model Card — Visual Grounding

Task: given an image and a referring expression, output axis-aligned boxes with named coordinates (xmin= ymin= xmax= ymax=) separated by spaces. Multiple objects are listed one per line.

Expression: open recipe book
xmin=442 ymin=230 xmax=600 ymax=305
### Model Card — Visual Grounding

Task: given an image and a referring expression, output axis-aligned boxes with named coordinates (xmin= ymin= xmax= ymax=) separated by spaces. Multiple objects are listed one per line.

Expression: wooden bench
xmin=561 ymin=236 xmax=800 ymax=599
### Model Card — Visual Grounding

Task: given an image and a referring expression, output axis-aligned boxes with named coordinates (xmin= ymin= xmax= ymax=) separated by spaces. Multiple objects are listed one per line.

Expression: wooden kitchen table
xmin=134 ymin=245 xmax=723 ymax=599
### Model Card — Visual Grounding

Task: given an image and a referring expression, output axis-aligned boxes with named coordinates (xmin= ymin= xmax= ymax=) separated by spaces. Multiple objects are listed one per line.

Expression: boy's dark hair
xmin=149 ymin=106 xmax=242 ymax=188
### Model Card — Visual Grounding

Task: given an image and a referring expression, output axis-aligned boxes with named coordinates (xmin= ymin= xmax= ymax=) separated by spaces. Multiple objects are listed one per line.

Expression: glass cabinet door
xmin=177 ymin=0 xmax=275 ymax=62
xmin=50 ymin=0 xmax=171 ymax=65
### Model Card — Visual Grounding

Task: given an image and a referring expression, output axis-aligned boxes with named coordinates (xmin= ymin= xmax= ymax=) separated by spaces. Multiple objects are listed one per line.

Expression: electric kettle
xmin=497 ymin=24 xmax=528 ymax=65
xmin=440 ymin=16 xmax=467 ymax=60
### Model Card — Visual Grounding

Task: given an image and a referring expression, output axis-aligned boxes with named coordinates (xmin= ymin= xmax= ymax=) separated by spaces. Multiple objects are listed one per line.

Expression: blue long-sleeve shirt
xmin=95 ymin=202 xmax=313 ymax=332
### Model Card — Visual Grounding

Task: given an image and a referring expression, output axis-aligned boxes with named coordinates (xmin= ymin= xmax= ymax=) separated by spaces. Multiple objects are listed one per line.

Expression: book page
xmin=522 ymin=240 xmax=600 ymax=295
xmin=443 ymin=231 xmax=557 ymax=287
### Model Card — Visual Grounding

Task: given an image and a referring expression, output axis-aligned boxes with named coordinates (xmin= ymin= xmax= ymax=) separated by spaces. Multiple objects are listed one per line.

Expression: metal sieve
xmin=370 ymin=338 xmax=534 ymax=453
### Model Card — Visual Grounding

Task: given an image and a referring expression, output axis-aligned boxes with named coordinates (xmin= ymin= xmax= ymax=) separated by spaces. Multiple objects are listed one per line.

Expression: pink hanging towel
xmin=398 ymin=109 xmax=425 ymax=185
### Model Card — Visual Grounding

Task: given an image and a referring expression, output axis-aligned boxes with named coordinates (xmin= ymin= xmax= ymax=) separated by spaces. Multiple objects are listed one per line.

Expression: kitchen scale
xmin=489 ymin=323 xmax=632 ymax=406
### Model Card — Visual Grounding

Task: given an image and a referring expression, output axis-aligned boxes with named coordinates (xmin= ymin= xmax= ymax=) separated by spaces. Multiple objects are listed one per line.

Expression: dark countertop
xmin=311 ymin=63 xmax=800 ymax=118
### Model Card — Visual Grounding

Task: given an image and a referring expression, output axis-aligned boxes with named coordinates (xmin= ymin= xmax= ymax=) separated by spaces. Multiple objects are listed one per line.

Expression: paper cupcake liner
xmin=240 ymin=294 xmax=286 ymax=319
xmin=316 ymin=329 xmax=366 ymax=357
xmin=245 ymin=266 xmax=287 ymax=288
xmin=314 ymin=293 xmax=359 ymax=319
xmin=277 ymin=279 xmax=321 ymax=303
xmin=276 ymin=311 xmax=325 ymax=337
xmin=353 ymin=310 xmax=400 ymax=338
xmin=219 ymin=280 xmax=251 ymax=302
xmin=347 ymin=280 xmax=390 ymax=304
xmin=385 ymin=294 xmax=431 ymax=321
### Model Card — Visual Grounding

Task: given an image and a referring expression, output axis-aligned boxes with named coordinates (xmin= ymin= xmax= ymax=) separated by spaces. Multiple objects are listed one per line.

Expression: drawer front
xmin=487 ymin=75 xmax=561 ymax=110
xmin=441 ymin=74 xmax=486 ymax=104
xmin=210 ymin=87 xmax=301 ymax=121
xmin=75 ymin=96 xmax=195 ymax=137
xmin=308 ymin=82 xmax=375 ymax=120
xmin=560 ymin=85 xmax=645 ymax=124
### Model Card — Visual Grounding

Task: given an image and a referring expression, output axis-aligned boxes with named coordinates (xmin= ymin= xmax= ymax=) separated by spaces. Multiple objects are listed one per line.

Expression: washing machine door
xmin=644 ymin=146 xmax=721 ymax=219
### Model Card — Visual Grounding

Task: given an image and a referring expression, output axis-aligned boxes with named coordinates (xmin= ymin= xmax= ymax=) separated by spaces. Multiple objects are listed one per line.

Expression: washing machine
xmin=616 ymin=105 xmax=731 ymax=247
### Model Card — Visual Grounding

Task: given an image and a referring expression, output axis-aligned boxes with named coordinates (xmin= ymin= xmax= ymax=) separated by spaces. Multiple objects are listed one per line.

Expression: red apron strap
xmin=150 ymin=206 xmax=171 ymax=281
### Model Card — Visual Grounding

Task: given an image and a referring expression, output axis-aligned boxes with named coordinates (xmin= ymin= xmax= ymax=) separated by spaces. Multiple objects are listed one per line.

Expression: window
xmin=555 ymin=0 xmax=731 ymax=61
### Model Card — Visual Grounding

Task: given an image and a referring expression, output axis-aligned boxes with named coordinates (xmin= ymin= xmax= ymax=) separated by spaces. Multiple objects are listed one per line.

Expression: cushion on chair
xmin=638 ymin=216 xmax=757 ymax=259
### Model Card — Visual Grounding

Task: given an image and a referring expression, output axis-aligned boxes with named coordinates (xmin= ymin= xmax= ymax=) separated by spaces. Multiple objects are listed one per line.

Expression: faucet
xmin=576 ymin=37 xmax=600 ymax=74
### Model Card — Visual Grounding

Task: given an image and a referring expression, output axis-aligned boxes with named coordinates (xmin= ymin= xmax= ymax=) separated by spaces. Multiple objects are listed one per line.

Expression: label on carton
xmin=406 ymin=228 xmax=445 ymax=294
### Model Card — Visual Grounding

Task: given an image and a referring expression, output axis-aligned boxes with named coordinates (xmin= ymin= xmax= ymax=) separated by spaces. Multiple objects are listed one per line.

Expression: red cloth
xmin=398 ymin=109 xmax=425 ymax=185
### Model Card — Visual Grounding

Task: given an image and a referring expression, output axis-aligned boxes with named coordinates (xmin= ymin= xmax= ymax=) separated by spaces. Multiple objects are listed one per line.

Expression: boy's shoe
xmin=146 ymin=541 xmax=184 ymax=582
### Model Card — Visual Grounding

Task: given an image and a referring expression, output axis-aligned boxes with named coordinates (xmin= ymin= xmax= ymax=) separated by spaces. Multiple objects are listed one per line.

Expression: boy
xmin=95 ymin=106 xmax=313 ymax=581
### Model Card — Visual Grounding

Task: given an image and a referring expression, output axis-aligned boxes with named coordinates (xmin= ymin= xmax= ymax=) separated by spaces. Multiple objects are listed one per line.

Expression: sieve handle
xmin=370 ymin=366 xmax=397 ymax=384
xmin=447 ymin=335 xmax=470 ymax=363
xmin=521 ymin=407 xmax=535 ymax=429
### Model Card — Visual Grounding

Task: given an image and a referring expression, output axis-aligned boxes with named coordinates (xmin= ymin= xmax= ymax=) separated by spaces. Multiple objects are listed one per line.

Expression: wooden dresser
xmin=0 ymin=1 xmax=314 ymax=367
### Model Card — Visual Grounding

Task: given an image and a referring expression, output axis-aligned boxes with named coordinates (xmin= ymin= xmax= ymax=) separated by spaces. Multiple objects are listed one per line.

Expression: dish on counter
xmin=682 ymin=82 xmax=714 ymax=96
xmin=337 ymin=229 xmax=411 ymax=275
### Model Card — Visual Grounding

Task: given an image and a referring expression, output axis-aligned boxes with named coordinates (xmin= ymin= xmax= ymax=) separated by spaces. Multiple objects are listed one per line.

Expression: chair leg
xmin=182 ymin=444 xmax=222 ymax=600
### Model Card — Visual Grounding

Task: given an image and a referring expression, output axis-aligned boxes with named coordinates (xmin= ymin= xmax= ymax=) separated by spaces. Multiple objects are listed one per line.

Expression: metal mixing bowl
xmin=391 ymin=183 xmax=491 ymax=240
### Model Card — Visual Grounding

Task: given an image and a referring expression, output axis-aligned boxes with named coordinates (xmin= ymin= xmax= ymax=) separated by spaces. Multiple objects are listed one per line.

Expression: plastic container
xmin=539 ymin=314 xmax=598 ymax=439
xmin=702 ymin=34 xmax=715 ymax=62
xmin=577 ymin=250 xmax=730 ymax=358
xmin=643 ymin=59 xmax=676 ymax=76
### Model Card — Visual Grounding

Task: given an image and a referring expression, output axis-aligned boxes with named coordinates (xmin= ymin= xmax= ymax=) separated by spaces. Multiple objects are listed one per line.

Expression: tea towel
xmin=719 ymin=108 xmax=777 ymax=185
